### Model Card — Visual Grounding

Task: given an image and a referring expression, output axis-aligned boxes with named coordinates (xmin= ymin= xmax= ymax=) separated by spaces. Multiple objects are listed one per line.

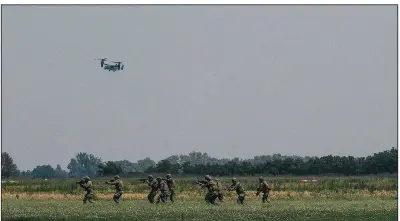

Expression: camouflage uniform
xmin=200 ymin=175 xmax=218 ymax=204
xmin=214 ymin=178 xmax=224 ymax=202
xmin=79 ymin=176 xmax=94 ymax=204
xmin=165 ymin=174 xmax=175 ymax=203
xmin=256 ymin=177 xmax=271 ymax=203
xmin=145 ymin=175 xmax=158 ymax=203
xmin=106 ymin=175 xmax=123 ymax=203
xmin=156 ymin=177 xmax=168 ymax=204
xmin=228 ymin=178 xmax=245 ymax=204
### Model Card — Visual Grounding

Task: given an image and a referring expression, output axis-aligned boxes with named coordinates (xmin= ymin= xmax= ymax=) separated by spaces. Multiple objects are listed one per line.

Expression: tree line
xmin=1 ymin=147 xmax=397 ymax=179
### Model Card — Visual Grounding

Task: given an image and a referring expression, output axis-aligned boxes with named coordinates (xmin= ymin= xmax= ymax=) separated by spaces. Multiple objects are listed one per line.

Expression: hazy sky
xmin=2 ymin=5 xmax=397 ymax=171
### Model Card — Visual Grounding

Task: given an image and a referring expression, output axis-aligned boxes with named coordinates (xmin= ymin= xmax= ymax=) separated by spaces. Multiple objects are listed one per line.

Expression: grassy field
xmin=1 ymin=176 xmax=398 ymax=220
xmin=1 ymin=199 xmax=397 ymax=221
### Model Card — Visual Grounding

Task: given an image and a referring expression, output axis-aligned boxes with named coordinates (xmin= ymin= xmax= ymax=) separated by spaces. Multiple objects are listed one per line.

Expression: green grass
xmin=2 ymin=176 xmax=397 ymax=194
xmin=1 ymin=199 xmax=397 ymax=221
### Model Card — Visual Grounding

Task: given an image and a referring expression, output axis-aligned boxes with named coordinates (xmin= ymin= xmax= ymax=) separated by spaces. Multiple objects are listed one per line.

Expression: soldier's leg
xmin=209 ymin=192 xmax=218 ymax=205
xmin=217 ymin=192 xmax=224 ymax=202
xmin=113 ymin=191 xmax=122 ymax=203
xmin=204 ymin=193 xmax=210 ymax=203
xmin=155 ymin=193 xmax=161 ymax=204
xmin=169 ymin=189 xmax=175 ymax=202
xmin=239 ymin=193 xmax=245 ymax=204
xmin=148 ymin=192 xmax=155 ymax=203
xmin=262 ymin=192 xmax=270 ymax=203
xmin=83 ymin=195 xmax=87 ymax=204
xmin=83 ymin=192 xmax=92 ymax=204
xmin=161 ymin=191 xmax=167 ymax=203
xmin=88 ymin=192 xmax=95 ymax=203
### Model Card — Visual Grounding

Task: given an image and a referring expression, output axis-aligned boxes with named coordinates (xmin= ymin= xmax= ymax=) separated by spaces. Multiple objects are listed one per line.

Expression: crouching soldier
xmin=200 ymin=175 xmax=219 ymax=205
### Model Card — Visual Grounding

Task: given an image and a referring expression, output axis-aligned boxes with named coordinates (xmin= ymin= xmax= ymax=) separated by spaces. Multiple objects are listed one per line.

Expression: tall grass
xmin=2 ymin=176 xmax=397 ymax=195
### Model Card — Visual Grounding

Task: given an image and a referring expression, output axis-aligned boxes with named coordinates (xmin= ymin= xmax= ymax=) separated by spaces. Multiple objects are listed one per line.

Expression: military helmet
xmin=166 ymin=174 xmax=172 ymax=178
xmin=205 ymin=175 xmax=211 ymax=180
xmin=114 ymin=175 xmax=120 ymax=180
xmin=259 ymin=177 xmax=264 ymax=181
xmin=232 ymin=177 xmax=237 ymax=183
xmin=156 ymin=177 xmax=162 ymax=181
xmin=148 ymin=175 xmax=153 ymax=179
xmin=83 ymin=176 xmax=90 ymax=181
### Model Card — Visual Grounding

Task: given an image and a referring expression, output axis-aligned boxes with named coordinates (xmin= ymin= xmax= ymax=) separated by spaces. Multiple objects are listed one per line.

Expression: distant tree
xmin=103 ymin=161 xmax=122 ymax=176
xmin=137 ymin=157 xmax=156 ymax=172
xmin=20 ymin=170 xmax=32 ymax=178
xmin=55 ymin=164 xmax=68 ymax=178
xmin=1 ymin=152 xmax=18 ymax=179
xmin=114 ymin=160 xmax=141 ymax=174
xmin=67 ymin=152 xmax=102 ymax=178
xmin=156 ymin=159 xmax=173 ymax=173
xmin=31 ymin=165 xmax=56 ymax=178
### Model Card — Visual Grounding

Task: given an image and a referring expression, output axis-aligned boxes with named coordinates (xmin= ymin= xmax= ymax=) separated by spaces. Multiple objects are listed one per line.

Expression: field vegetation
xmin=1 ymin=148 xmax=397 ymax=220
xmin=2 ymin=176 xmax=398 ymax=220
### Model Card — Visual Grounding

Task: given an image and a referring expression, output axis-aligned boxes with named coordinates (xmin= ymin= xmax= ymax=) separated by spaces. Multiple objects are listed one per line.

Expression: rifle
xmin=139 ymin=178 xmax=149 ymax=183
xmin=105 ymin=179 xmax=115 ymax=184
xmin=76 ymin=179 xmax=85 ymax=185
xmin=193 ymin=177 xmax=207 ymax=185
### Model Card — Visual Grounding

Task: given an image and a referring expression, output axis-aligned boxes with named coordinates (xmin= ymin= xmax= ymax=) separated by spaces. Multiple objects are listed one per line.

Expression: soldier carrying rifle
xmin=76 ymin=176 xmax=94 ymax=204
xmin=105 ymin=175 xmax=123 ymax=203
xmin=139 ymin=175 xmax=158 ymax=203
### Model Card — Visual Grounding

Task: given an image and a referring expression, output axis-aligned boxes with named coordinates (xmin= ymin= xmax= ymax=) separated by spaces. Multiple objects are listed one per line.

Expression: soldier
xmin=213 ymin=177 xmax=224 ymax=202
xmin=256 ymin=177 xmax=271 ymax=203
xmin=145 ymin=175 xmax=158 ymax=203
xmin=200 ymin=175 xmax=219 ymax=205
xmin=165 ymin=174 xmax=175 ymax=203
xmin=156 ymin=177 xmax=168 ymax=204
xmin=77 ymin=176 xmax=94 ymax=204
xmin=228 ymin=178 xmax=245 ymax=204
xmin=105 ymin=175 xmax=123 ymax=203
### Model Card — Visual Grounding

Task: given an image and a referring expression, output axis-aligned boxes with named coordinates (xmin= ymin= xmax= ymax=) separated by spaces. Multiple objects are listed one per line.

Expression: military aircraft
xmin=103 ymin=61 xmax=124 ymax=72
xmin=94 ymin=58 xmax=124 ymax=72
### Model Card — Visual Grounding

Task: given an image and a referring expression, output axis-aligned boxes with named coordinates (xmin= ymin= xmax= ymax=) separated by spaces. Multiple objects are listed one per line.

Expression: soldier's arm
xmin=82 ymin=181 xmax=93 ymax=189
xmin=107 ymin=181 xmax=117 ymax=185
